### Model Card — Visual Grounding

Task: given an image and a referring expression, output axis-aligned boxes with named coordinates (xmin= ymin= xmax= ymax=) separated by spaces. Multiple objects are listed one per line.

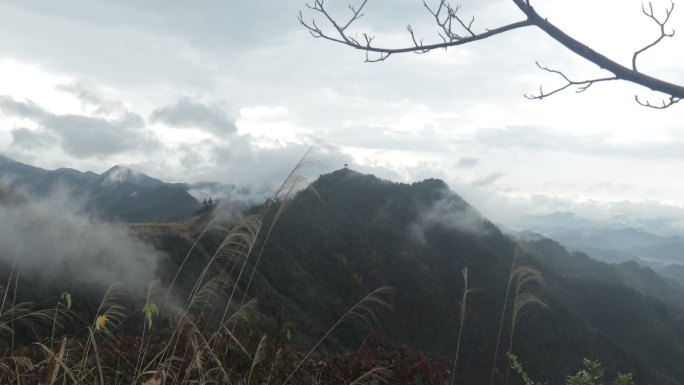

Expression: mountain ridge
xmin=227 ymin=169 xmax=684 ymax=385
xmin=3 ymin=157 xmax=684 ymax=383
xmin=0 ymin=154 xmax=198 ymax=222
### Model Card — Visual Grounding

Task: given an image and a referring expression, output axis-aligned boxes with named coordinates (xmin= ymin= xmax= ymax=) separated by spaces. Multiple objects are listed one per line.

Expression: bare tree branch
xmin=635 ymin=94 xmax=681 ymax=109
xmin=511 ymin=0 xmax=684 ymax=106
xmin=299 ymin=0 xmax=684 ymax=108
xmin=422 ymin=0 xmax=476 ymax=41
xmin=633 ymin=1 xmax=676 ymax=71
xmin=299 ymin=0 xmax=534 ymax=55
xmin=524 ymin=62 xmax=618 ymax=100
xmin=407 ymin=25 xmax=429 ymax=53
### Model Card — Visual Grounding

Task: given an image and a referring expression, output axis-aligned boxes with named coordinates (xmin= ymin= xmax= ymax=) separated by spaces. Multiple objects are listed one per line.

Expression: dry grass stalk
xmin=247 ymin=334 xmax=268 ymax=385
xmin=283 ymin=286 xmax=394 ymax=385
xmin=45 ymin=337 xmax=67 ymax=385
xmin=490 ymin=245 xmax=522 ymax=385
xmin=505 ymin=266 xmax=548 ymax=385
xmin=237 ymin=145 xmax=327 ymax=319
xmin=451 ymin=266 xmax=475 ymax=385
xmin=491 ymin=243 xmax=548 ymax=385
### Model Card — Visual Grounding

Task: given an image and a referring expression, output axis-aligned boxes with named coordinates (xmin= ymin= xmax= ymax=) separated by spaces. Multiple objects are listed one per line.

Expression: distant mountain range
xmin=522 ymin=212 xmax=684 ymax=282
xmin=0 ymin=154 xmax=255 ymax=222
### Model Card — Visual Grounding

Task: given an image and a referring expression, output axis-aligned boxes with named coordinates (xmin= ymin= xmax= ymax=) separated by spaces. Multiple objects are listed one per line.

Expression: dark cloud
xmin=149 ymin=98 xmax=236 ymax=135
xmin=45 ymin=112 xmax=152 ymax=157
xmin=0 ymin=96 xmax=49 ymax=119
xmin=0 ymin=96 xmax=158 ymax=158
xmin=457 ymin=157 xmax=478 ymax=168
xmin=11 ymin=127 xmax=57 ymax=149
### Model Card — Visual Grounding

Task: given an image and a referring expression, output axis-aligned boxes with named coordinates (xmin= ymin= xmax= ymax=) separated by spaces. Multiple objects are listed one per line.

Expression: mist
xmin=0 ymin=182 xmax=164 ymax=295
xmin=410 ymin=189 xmax=490 ymax=244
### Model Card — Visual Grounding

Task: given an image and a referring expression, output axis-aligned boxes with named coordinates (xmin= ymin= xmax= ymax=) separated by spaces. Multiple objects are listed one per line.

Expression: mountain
xmin=521 ymin=237 xmax=684 ymax=313
xmin=199 ymin=169 xmax=684 ymax=385
xmin=5 ymin=163 xmax=684 ymax=383
xmin=523 ymin=212 xmax=684 ymax=279
xmin=0 ymin=154 xmax=198 ymax=222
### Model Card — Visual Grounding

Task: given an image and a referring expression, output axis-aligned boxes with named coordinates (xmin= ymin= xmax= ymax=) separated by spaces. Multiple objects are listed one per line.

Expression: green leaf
xmin=60 ymin=291 xmax=72 ymax=309
xmin=142 ymin=303 xmax=159 ymax=331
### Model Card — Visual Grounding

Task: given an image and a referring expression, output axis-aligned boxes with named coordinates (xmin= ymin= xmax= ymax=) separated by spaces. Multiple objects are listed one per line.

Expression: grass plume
xmin=452 ymin=266 xmax=476 ymax=385
xmin=283 ymin=286 xmax=394 ymax=385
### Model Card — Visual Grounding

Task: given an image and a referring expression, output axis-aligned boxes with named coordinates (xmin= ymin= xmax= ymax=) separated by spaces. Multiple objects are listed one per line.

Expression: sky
xmin=0 ymin=0 xmax=683 ymax=233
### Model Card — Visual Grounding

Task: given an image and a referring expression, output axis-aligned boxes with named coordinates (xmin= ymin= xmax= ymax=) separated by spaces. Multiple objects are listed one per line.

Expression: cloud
xmin=470 ymin=125 xmax=684 ymax=159
xmin=325 ymin=124 xmax=450 ymax=152
xmin=0 ymin=183 xmax=163 ymax=294
xmin=0 ymin=0 xmax=682 ymax=237
xmin=410 ymin=189 xmax=490 ymax=243
xmin=471 ymin=173 xmax=504 ymax=187
xmin=47 ymin=112 xmax=152 ymax=157
xmin=150 ymin=98 xmax=236 ymax=135
xmin=56 ymin=82 xmax=127 ymax=115
xmin=457 ymin=157 xmax=479 ymax=168
xmin=0 ymin=95 xmax=159 ymax=158
xmin=205 ymin=140 xmax=353 ymax=186
xmin=11 ymin=127 xmax=57 ymax=149
xmin=0 ymin=95 xmax=48 ymax=118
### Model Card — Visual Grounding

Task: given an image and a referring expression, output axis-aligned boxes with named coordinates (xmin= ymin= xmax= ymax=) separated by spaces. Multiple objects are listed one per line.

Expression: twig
xmin=299 ymin=0 xmax=533 ymax=60
xmin=635 ymin=94 xmax=681 ymax=109
xmin=633 ymin=1 xmax=676 ymax=71
xmin=299 ymin=0 xmax=684 ymax=105
xmin=525 ymin=62 xmax=618 ymax=100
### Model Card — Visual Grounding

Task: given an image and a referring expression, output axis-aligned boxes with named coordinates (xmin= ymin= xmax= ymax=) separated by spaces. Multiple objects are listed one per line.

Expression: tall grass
xmin=489 ymin=242 xmax=548 ymax=385
xmin=0 ymin=150 xmax=556 ymax=385
xmin=0 ymin=146 xmax=394 ymax=384
xmin=451 ymin=266 xmax=474 ymax=385
xmin=282 ymin=286 xmax=394 ymax=385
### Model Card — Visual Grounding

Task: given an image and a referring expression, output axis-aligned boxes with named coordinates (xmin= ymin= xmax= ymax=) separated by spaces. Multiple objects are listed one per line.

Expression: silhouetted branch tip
xmin=526 ymin=62 xmax=618 ymax=99
xmin=635 ymin=94 xmax=681 ymax=109
xmin=632 ymin=1 xmax=676 ymax=71
xmin=365 ymin=51 xmax=391 ymax=62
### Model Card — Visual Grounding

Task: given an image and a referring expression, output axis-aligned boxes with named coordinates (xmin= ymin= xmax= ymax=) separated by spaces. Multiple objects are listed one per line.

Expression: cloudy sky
xmin=0 ymin=0 xmax=683 ymax=231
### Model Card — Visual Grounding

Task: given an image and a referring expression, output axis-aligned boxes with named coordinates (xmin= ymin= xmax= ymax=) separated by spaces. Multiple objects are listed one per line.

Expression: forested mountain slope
xmin=233 ymin=169 xmax=684 ymax=385
xmin=3 ymin=167 xmax=684 ymax=384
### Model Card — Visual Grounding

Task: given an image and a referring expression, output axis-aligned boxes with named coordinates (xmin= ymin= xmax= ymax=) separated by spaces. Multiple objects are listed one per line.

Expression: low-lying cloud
xmin=410 ymin=189 xmax=490 ymax=243
xmin=0 ymin=182 xmax=164 ymax=294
